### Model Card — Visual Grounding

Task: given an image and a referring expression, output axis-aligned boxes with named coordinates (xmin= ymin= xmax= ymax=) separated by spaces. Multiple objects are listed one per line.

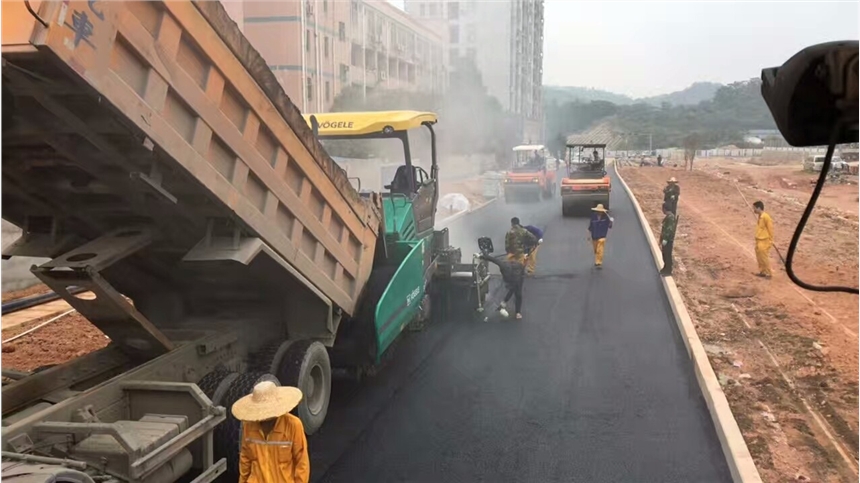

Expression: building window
xmin=449 ymin=48 xmax=458 ymax=62
xmin=467 ymin=24 xmax=476 ymax=43
xmin=340 ymin=63 xmax=349 ymax=83
xmin=324 ymin=36 xmax=330 ymax=58
xmin=466 ymin=47 xmax=476 ymax=60
xmin=325 ymin=81 xmax=331 ymax=101
xmin=428 ymin=3 xmax=436 ymax=16
xmin=338 ymin=22 xmax=346 ymax=41
xmin=420 ymin=3 xmax=425 ymax=16
xmin=323 ymin=0 xmax=328 ymax=13
xmin=306 ymin=30 xmax=311 ymax=52
xmin=449 ymin=25 xmax=459 ymax=43
xmin=448 ymin=2 xmax=458 ymax=19
xmin=307 ymin=77 xmax=313 ymax=101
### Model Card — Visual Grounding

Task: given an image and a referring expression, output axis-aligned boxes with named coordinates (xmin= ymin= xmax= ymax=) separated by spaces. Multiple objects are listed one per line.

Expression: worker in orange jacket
xmin=234 ymin=381 xmax=309 ymax=483
xmin=753 ymin=200 xmax=775 ymax=278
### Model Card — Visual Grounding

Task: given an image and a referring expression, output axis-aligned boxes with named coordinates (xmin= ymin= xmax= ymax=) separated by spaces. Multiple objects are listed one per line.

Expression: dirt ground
xmin=697 ymin=158 xmax=859 ymax=216
xmin=620 ymin=160 xmax=858 ymax=483
xmin=2 ymin=312 xmax=109 ymax=372
xmin=1 ymin=282 xmax=52 ymax=303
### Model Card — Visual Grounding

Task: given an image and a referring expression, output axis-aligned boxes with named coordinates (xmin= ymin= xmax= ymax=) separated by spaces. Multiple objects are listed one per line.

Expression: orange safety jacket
xmin=238 ymin=414 xmax=309 ymax=483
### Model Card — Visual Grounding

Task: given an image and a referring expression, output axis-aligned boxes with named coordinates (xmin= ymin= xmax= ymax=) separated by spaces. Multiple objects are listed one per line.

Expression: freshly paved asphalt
xmin=308 ymin=168 xmax=732 ymax=482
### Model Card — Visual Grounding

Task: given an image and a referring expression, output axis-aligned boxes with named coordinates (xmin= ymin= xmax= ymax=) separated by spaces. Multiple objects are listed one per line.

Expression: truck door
xmin=412 ymin=166 xmax=436 ymax=236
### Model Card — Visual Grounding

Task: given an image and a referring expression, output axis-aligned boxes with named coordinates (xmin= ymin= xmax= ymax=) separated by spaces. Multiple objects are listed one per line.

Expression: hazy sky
xmin=542 ymin=1 xmax=859 ymax=97
xmin=391 ymin=1 xmax=858 ymax=98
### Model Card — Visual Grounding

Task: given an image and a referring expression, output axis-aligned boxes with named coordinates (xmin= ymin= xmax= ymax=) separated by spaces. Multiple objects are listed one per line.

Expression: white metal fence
xmin=607 ymin=147 xmax=828 ymax=159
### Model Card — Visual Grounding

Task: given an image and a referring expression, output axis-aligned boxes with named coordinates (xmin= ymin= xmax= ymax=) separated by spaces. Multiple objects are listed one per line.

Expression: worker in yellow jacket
xmin=233 ymin=381 xmax=309 ymax=483
xmin=753 ymin=200 xmax=774 ymax=278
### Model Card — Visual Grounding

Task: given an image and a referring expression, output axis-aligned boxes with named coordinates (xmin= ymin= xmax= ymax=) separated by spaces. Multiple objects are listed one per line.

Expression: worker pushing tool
xmin=753 ymin=200 xmax=775 ymax=278
xmin=523 ymin=224 xmax=544 ymax=276
xmin=481 ymin=253 xmax=527 ymax=320
xmin=234 ymin=381 xmax=310 ymax=483
xmin=505 ymin=217 xmax=538 ymax=266
xmin=587 ymin=204 xmax=614 ymax=268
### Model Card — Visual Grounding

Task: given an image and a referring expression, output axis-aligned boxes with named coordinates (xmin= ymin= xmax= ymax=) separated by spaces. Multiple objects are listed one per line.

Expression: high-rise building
xmin=405 ymin=0 xmax=544 ymax=143
xmin=224 ymin=0 xmax=447 ymax=114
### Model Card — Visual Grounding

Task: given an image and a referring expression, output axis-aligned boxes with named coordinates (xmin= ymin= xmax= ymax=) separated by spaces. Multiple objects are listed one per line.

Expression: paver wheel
xmin=213 ymin=372 xmax=279 ymax=483
xmin=276 ymin=340 xmax=331 ymax=435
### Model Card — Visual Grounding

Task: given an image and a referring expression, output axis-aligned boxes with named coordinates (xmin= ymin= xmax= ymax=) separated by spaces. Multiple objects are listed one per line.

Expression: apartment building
xmin=223 ymin=0 xmax=447 ymax=113
xmin=404 ymin=0 xmax=545 ymax=143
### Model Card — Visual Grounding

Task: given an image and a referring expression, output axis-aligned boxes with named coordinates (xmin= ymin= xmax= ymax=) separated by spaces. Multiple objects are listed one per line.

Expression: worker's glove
xmin=661 ymin=240 xmax=667 ymax=246
xmin=609 ymin=217 xmax=615 ymax=223
xmin=538 ymin=238 xmax=543 ymax=244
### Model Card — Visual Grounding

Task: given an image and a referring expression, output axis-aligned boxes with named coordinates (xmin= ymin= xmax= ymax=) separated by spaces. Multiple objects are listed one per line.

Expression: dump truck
xmin=560 ymin=143 xmax=611 ymax=216
xmin=0 ymin=3 xmax=487 ymax=483
xmin=503 ymin=144 xmax=556 ymax=202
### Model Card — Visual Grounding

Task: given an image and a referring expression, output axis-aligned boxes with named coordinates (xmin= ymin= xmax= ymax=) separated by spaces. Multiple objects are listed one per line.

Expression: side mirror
xmin=761 ymin=41 xmax=858 ymax=147
xmin=384 ymin=184 xmax=392 ymax=190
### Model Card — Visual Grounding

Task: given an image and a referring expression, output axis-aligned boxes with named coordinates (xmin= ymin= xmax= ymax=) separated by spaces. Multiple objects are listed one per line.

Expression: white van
xmin=807 ymin=155 xmax=847 ymax=172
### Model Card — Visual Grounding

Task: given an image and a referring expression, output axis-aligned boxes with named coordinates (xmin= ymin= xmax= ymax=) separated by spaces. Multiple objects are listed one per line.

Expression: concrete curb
xmin=438 ymin=198 xmax=498 ymax=228
xmin=614 ymin=165 xmax=763 ymax=483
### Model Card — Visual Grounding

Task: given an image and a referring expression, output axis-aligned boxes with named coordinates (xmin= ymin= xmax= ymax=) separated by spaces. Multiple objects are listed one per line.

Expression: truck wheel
xmin=249 ymin=340 xmax=294 ymax=374
xmin=198 ymin=368 xmax=238 ymax=406
xmin=214 ymin=372 xmax=279 ymax=483
xmin=277 ymin=340 xmax=331 ymax=435
xmin=562 ymin=203 xmax=571 ymax=217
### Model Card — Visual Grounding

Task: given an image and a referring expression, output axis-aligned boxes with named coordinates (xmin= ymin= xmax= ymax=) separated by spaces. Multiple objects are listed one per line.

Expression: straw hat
xmin=231 ymin=381 xmax=303 ymax=422
xmin=667 ymin=177 xmax=678 ymax=183
xmin=591 ymin=204 xmax=609 ymax=213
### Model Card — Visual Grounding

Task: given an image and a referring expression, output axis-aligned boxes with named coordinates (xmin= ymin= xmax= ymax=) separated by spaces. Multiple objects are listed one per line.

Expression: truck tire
xmin=213 ymin=372 xmax=279 ymax=483
xmin=276 ymin=340 xmax=331 ymax=435
xmin=198 ymin=368 xmax=238 ymax=406
xmin=249 ymin=340 xmax=294 ymax=374
xmin=562 ymin=202 xmax=571 ymax=217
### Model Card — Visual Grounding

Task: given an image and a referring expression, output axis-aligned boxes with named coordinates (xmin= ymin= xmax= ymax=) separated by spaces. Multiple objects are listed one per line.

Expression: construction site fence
xmin=607 ymin=147 xmax=829 ymax=159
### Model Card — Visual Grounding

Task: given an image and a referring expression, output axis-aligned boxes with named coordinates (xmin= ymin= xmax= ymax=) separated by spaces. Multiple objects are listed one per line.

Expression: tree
xmin=683 ymin=133 xmax=701 ymax=171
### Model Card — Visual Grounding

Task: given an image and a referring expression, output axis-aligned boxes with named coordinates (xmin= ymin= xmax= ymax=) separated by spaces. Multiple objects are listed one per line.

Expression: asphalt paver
xmin=309 ymin=168 xmax=732 ymax=482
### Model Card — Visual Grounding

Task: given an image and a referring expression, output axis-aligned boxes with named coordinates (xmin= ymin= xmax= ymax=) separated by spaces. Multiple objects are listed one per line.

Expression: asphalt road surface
xmin=309 ymin=168 xmax=732 ymax=482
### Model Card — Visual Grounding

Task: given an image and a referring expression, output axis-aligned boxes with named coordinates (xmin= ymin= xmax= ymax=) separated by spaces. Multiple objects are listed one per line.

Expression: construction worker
xmin=663 ymin=177 xmax=680 ymax=214
xmin=234 ymin=381 xmax=309 ymax=483
xmin=587 ymin=204 xmax=613 ymax=268
xmin=505 ymin=217 xmax=537 ymax=265
xmin=753 ymin=200 xmax=775 ymax=278
xmin=522 ymin=224 xmax=544 ymax=276
xmin=481 ymin=253 xmax=526 ymax=320
xmin=659 ymin=202 xmax=678 ymax=276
